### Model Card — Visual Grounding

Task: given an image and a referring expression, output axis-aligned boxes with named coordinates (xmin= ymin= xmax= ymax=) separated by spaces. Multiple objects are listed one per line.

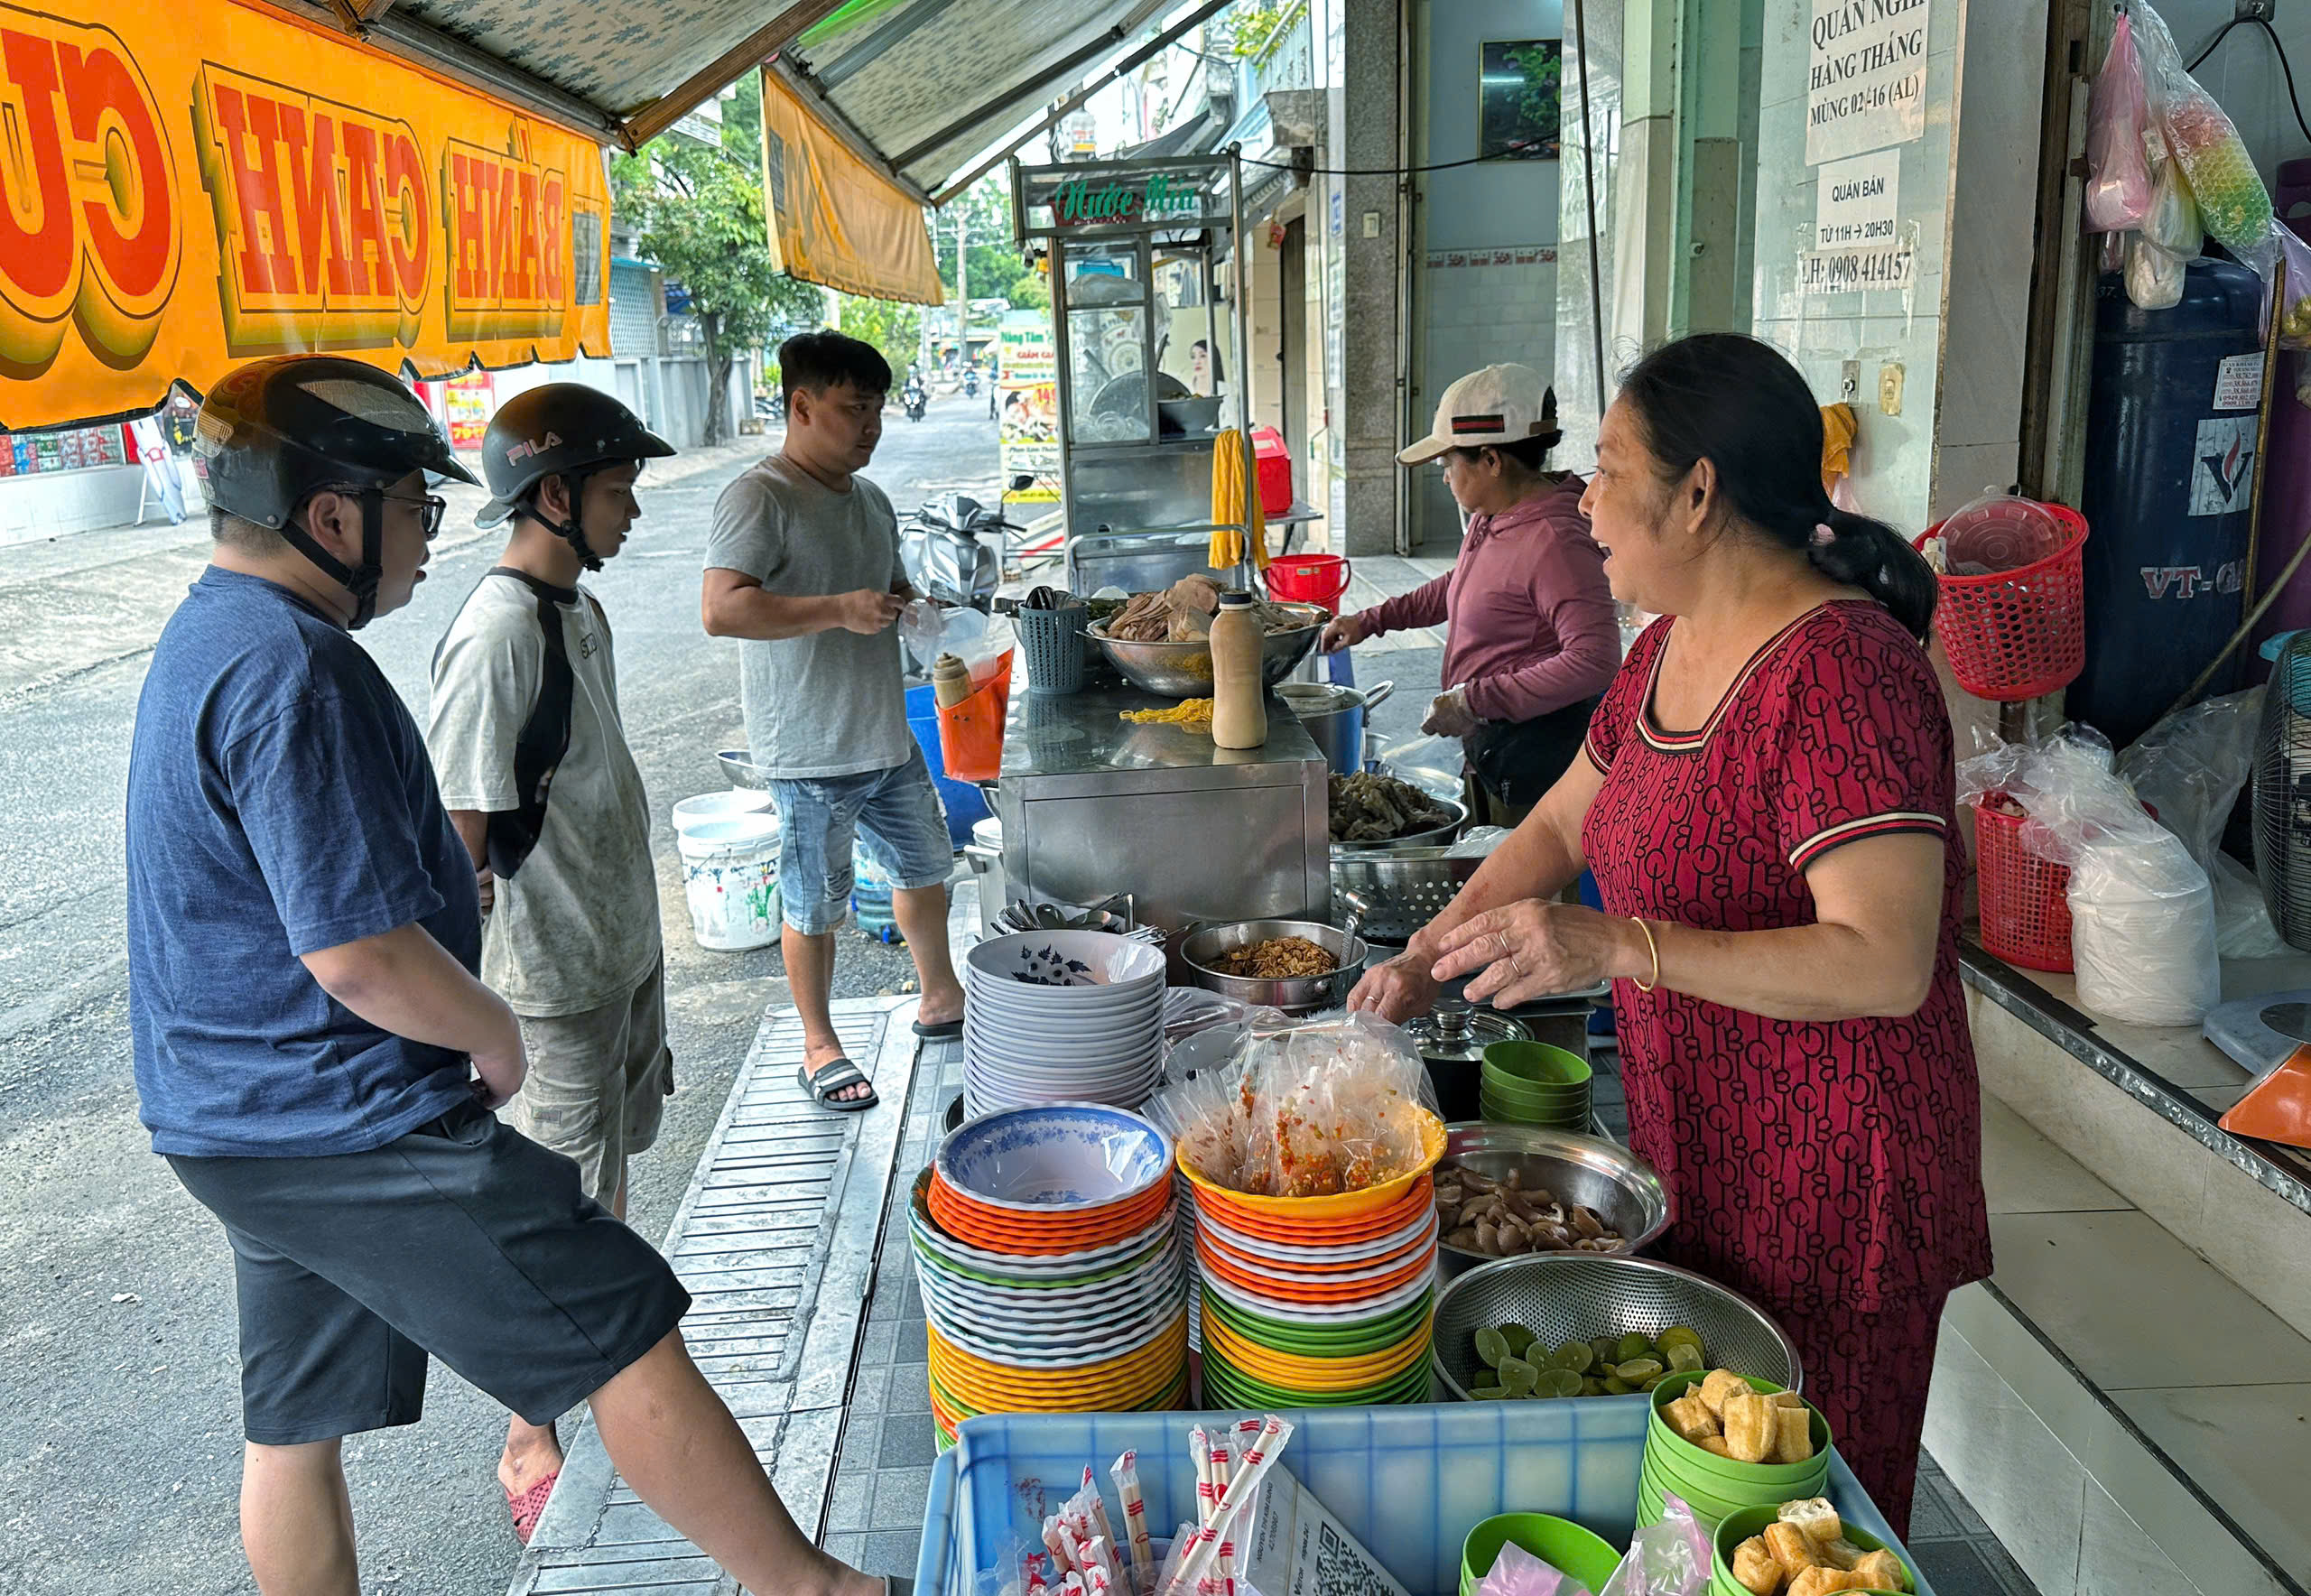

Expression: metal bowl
xmin=1087 ymin=604 xmax=1329 ymax=698
xmin=1330 ymin=846 xmax=1480 ymax=943
xmin=1431 ymin=1252 xmax=1804 ymax=1401
xmin=1435 ymin=1123 xmax=1671 ymax=1279
xmin=1328 ymin=794 xmax=1471 ymax=851
xmin=718 ymin=749 xmax=768 ymax=791
xmin=1178 ymin=918 xmax=1369 ymax=1016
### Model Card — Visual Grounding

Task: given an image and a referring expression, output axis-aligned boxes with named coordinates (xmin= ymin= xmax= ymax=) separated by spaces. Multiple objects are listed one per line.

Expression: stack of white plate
xmin=962 ymin=931 xmax=1167 ymax=1118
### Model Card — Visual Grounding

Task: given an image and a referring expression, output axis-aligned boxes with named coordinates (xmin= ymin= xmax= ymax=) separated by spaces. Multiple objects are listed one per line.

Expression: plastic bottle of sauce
xmin=1209 ymin=591 xmax=1268 ymax=749
xmin=932 ymin=652 xmax=973 ymax=709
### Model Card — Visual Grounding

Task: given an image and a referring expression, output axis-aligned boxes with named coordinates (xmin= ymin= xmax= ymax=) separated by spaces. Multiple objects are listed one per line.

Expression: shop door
xmin=1279 ymin=218 xmax=1308 ymax=501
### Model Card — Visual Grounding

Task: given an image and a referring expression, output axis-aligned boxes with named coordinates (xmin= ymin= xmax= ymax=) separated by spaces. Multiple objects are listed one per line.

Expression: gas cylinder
xmin=2074 ymin=258 xmax=2263 ymax=750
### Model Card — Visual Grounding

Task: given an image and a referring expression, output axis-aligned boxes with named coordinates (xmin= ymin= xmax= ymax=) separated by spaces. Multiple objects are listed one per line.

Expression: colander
xmin=1430 ymin=1253 xmax=1801 ymax=1401
xmin=1330 ymin=847 xmax=1480 ymax=942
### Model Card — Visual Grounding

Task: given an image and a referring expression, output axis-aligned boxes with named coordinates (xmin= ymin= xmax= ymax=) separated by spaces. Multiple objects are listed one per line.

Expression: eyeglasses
xmin=376 ymin=490 xmax=449 ymax=541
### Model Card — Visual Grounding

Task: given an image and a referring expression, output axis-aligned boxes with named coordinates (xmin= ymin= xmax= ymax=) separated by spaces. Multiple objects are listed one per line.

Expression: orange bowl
xmin=927 ymin=1173 xmax=1173 ymax=1254
xmin=928 ymin=1166 xmax=1172 ymax=1231
xmin=1177 ymin=1110 xmax=1446 ymax=1221
xmin=1194 ymin=1234 xmax=1436 ymax=1304
xmin=1187 ymin=1174 xmax=1435 ymax=1243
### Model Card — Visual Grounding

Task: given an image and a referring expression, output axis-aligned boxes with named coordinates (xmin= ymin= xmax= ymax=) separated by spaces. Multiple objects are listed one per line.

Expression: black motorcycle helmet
xmin=477 ymin=384 xmax=673 ymax=571
xmin=193 ymin=356 xmax=476 ymax=629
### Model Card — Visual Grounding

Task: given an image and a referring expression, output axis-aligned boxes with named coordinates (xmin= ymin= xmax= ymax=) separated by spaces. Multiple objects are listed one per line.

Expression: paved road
xmin=0 ymin=393 xmax=1003 ymax=1595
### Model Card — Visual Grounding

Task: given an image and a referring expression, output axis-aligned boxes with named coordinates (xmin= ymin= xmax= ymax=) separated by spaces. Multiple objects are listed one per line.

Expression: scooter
xmin=963 ymin=368 xmax=980 ymax=399
xmin=898 ymin=475 xmax=1034 ymax=673
xmin=902 ymin=383 xmax=927 ymax=422
xmin=753 ymin=391 xmax=785 ymax=423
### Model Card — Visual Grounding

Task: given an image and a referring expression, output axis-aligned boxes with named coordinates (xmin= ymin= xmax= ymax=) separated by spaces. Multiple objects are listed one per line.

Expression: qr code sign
xmin=1314 ymin=1521 xmax=1394 ymax=1596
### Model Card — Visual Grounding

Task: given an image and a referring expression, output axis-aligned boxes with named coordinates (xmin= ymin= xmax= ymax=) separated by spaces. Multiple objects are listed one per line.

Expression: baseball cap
xmin=1397 ymin=364 xmax=1560 ymax=465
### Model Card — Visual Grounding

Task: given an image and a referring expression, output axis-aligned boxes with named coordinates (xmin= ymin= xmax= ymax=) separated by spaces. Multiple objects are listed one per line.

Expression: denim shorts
xmin=769 ymin=746 xmax=953 ymax=934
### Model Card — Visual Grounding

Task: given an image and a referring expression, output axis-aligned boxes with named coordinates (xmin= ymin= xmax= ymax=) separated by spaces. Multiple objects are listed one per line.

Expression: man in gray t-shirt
xmin=703 ymin=332 xmax=967 ymax=1110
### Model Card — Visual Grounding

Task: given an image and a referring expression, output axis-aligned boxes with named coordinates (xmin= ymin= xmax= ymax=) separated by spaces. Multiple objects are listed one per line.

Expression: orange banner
xmin=0 ymin=0 xmax=611 ymax=431
xmin=759 ymin=70 xmax=942 ymax=306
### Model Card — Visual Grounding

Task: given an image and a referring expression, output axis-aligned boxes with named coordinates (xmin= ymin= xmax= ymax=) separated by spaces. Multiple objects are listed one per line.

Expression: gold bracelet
xmin=1630 ymin=917 xmax=1661 ymax=993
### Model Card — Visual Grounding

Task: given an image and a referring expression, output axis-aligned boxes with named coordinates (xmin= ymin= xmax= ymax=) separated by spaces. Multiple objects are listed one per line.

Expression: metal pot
xmin=1178 ymin=918 xmax=1369 ymax=1015
xmin=1087 ymin=604 xmax=1329 ymax=697
xmin=1276 ymin=680 xmax=1394 ymax=776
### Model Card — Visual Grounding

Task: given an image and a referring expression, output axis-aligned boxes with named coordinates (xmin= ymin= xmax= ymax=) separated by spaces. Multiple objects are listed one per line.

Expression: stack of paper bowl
xmin=912 ymin=1105 xmax=1189 ymax=1446
xmin=962 ymin=932 xmax=1167 ymax=1117
xmin=1180 ymin=1111 xmax=1448 ymax=1408
xmin=1480 ymin=1041 xmax=1593 ymax=1129
xmin=1638 ymin=1370 xmax=1833 ymax=1533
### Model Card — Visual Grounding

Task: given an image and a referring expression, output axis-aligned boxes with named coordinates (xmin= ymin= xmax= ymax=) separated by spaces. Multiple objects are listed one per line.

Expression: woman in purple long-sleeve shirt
xmin=1321 ymin=365 xmax=1621 ymax=824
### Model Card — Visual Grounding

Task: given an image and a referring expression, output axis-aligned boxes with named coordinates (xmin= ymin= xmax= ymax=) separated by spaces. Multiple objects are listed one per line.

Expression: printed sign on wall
xmin=1806 ymin=0 xmax=1932 ymax=164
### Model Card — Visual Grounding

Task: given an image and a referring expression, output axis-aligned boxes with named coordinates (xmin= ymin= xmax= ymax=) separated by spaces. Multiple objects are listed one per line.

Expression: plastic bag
xmin=2133 ymin=0 xmax=2275 ymax=250
xmin=1596 ymin=1494 xmax=1711 ymax=1596
xmin=2139 ymin=145 xmax=2203 ymax=258
xmin=2115 ymin=690 xmax=2289 ymax=957
xmin=1379 ymin=732 xmax=1464 ymax=800
xmin=1446 ymin=825 xmax=1515 ymax=858
xmin=2005 ymin=734 xmax=2219 ymax=1025
xmin=1479 ymin=1542 xmax=1583 ymax=1596
xmin=2084 ymin=14 xmax=2154 ymax=232
xmin=2125 ymin=232 xmax=2187 ymax=311
xmin=2273 ymin=227 xmax=2311 ymax=349
xmin=1141 ymin=1012 xmax=1439 ymax=1198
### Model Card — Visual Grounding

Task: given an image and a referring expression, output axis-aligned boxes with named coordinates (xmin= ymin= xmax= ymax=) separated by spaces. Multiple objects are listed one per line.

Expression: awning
xmin=759 ymin=71 xmax=942 ymax=303
xmin=1 ymin=0 xmax=612 ymax=431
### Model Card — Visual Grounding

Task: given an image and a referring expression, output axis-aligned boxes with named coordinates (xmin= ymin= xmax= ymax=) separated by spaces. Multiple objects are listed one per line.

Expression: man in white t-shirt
xmin=702 ymin=332 xmax=968 ymax=1112
xmin=426 ymin=384 xmax=677 ymax=1543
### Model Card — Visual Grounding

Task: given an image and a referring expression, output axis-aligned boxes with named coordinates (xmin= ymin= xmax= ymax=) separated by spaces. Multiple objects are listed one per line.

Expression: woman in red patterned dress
xmin=1351 ymin=334 xmax=1991 ymax=1532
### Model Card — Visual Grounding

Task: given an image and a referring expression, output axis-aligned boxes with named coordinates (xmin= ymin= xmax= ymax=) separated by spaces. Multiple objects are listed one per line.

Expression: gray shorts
xmin=514 ymin=958 xmax=674 ymax=1207
xmin=169 ymin=1101 xmax=691 ymax=1443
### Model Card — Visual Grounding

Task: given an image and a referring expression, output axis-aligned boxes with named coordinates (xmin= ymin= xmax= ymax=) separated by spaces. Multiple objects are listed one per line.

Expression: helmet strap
xmin=277 ymin=487 xmax=385 ymax=629
xmin=532 ymin=468 xmax=602 ymax=572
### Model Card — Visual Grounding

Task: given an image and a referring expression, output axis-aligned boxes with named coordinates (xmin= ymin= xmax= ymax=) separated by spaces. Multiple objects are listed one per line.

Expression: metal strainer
xmin=1430 ymin=1253 xmax=1802 ymax=1401
xmin=1330 ymin=847 xmax=1480 ymax=943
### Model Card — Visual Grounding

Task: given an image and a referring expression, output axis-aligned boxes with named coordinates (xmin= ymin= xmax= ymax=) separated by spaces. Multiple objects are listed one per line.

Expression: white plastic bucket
xmin=672 ymin=788 xmax=773 ymax=836
xmin=678 ymin=813 xmax=783 ymax=951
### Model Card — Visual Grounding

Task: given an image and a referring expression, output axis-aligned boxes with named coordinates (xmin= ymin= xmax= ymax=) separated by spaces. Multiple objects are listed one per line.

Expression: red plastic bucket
xmin=1267 ymin=554 xmax=1352 ymax=616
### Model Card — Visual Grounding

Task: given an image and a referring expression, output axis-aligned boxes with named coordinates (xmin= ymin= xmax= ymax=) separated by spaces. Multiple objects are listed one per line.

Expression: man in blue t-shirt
xmin=129 ymin=357 xmax=895 ymax=1596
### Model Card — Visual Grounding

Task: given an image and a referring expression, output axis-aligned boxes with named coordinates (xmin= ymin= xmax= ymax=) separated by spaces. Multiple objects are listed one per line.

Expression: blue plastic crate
xmin=914 ymin=1401 xmax=1935 ymax=1596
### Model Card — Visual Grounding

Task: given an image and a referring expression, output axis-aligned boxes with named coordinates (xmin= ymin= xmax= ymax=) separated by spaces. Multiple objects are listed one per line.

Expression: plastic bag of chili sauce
xmin=1255 ymin=1015 xmax=1438 ymax=1200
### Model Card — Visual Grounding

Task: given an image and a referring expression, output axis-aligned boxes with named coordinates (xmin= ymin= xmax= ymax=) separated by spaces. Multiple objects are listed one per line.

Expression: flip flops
xmin=912 ymin=1016 xmax=964 ymax=1040
xmin=798 ymin=1058 xmax=880 ymax=1112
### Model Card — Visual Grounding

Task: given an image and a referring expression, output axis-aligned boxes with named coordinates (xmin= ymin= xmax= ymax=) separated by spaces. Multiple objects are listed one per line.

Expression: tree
xmin=612 ymin=71 xmax=820 ymax=443
xmin=832 ymin=293 xmax=923 ymax=384
xmin=936 ymin=174 xmax=1048 ymax=313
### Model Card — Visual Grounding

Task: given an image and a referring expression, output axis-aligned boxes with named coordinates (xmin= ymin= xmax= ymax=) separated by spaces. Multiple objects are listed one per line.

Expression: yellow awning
xmin=759 ymin=71 xmax=942 ymax=305
xmin=0 ymin=0 xmax=611 ymax=431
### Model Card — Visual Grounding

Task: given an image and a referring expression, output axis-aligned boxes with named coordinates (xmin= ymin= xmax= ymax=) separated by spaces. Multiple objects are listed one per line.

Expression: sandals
xmin=911 ymin=1015 xmax=964 ymax=1040
xmin=504 ymin=1468 xmax=559 ymax=1545
xmin=797 ymin=1058 xmax=880 ymax=1112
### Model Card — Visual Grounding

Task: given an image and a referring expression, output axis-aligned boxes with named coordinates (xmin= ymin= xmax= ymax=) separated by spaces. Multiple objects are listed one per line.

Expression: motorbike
xmin=902 ymin=384 xmax=927 ymax=422
xmin=963 ymin=369 xmax=980 ymax=399
xmin=753 ymin=391 xmax=785 ymax=422
xmin=898 ymin=474 xmax=1035 ymax=673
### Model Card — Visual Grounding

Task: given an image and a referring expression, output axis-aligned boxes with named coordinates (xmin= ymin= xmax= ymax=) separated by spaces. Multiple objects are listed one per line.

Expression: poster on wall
xmin=998 ymin=315 xmax=1059 ymax=505
xmin=1480 ymin=40 xmax=1562 ymax=161
xmin=1156 ymin=310 xmax=1234 ymax=399
xmin=1805 ymin=0 xmax=1931 ymax=165
xmin=443 ymin=373 xmax=497 ymax=450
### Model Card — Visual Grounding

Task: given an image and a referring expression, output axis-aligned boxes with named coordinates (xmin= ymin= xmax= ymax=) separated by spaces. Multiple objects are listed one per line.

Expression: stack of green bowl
xmin=1637 ymin=1371 xmax=1833 ymax=1534
xmin=1460 ymin=1512 xmax=1623 ymax=1596
xmin=1709 ymin=1506 xmax=1911 ymax=1596
xmin=1479 ymin=1041 xmax=1592 ymax=1129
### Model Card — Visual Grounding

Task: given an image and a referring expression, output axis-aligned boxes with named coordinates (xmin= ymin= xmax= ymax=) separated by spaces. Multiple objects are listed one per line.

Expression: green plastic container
xmin=1460 ymin=1512 xmax=1623 ymax=1594
xmin=1479 ymin=1094 xmax=1591 ymax=1130
xmin=1482 ymin=1041 xmax=1592 ymax=1087
xmin=1198 ymin=1285 xmax=1433 ymax=1358
xmin=1648 ymin=1370 xmax=1833 ymax=1490
xmin=1712 ymin=1504 xmax=1911 ymax=1595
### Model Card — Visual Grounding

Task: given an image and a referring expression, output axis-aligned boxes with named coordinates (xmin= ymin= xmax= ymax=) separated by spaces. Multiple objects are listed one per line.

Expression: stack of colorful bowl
xmin=913 ymin=1105 xmax=1190 ymax=1446
xmin=962 ymin=933 xmax=1167 ymax=1118
xmin=1480 ymin=1041 xmax=1593 ymax=1129
xmin=1180 ymin=1113 xmax=1448 ymax=1409
xmin=1638 ymin=1371 xmax=1833 ymax=1534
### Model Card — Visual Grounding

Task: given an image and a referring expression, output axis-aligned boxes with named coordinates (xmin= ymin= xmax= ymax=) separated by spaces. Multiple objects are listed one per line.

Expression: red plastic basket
xmin=1973 ymin=794 xmax=2073 ymax=971
xmin=1266 ymin=553 xmax=1352 ymax=616
xmin=1914 ymin=502 xmax=2088 ymax=701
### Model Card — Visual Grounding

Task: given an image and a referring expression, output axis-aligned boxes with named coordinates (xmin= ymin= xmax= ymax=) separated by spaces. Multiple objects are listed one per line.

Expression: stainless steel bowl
xmin=1330 ymin=846 xmax=1480 ymax=942
xmin=718 ymin=749 xmax=768 ymax=790
xmin=1435 ymin=1123 xmax=1671 ymax=1278
xmin=1328 ymin=794 xmax=1471 ymax=851
xmin=1431 ymin=1252 xmax=1804 ymax=1401
xmin=1178 ymin=918 xmax=1369 ymax=1016
xmin=1087 ymin=604 xmax=1329 ymax=698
